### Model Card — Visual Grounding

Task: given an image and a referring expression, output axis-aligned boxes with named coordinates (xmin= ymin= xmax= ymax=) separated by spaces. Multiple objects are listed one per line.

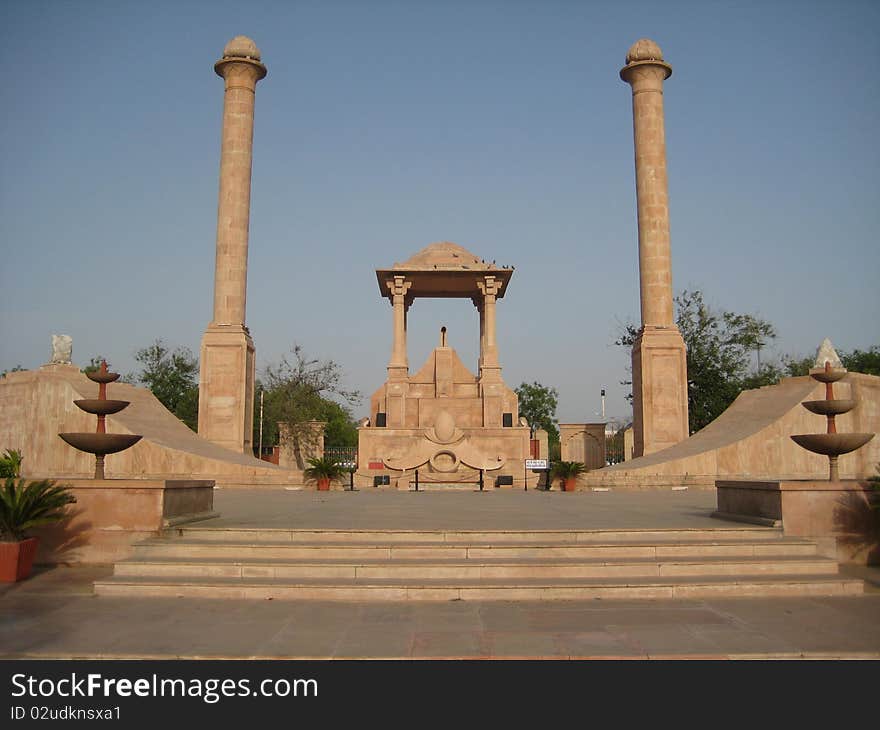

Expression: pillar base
xmin=632 ymin=325 xmax=689 ymax=457
xmin=198 ymin=324 xmax=255 ymax=454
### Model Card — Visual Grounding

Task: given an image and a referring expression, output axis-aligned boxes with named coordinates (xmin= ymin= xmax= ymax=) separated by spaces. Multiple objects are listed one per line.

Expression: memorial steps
xmin=94 ymin=526 xmax=864 ymax=601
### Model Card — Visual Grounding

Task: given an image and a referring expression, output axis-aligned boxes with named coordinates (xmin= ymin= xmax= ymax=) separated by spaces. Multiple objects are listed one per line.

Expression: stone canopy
xmin=360 ymin=240 xmax=530 ymax=488
xmin=376 ymin=242 xmax=513 ymax=300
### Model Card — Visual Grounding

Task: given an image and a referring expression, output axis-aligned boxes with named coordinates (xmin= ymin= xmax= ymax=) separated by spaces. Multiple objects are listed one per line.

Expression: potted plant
xmin=551 ymin=461 xmax=586 ymax=492
xmin=1 ymin=477 xmax=76 ymax=582
xmin=303 ymin=456 xmax=346 ymax=491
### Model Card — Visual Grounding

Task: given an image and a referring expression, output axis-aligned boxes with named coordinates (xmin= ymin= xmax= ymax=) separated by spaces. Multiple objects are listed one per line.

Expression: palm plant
xmin=0 ymin=449 xmax=23 ymax=478
xmin=303 ymin=456 xmax=346 ymax=484
xmin=0 ymin=478 xmax=76 ymax=542
xmin=550 ymin=461 xmax=587 ymax=480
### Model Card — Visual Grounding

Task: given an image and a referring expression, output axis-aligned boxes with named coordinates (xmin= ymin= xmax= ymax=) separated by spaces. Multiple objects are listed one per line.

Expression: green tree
xmin=840 ymin=346 xmax=880 ymax=376
xmin=514 ymin=381 xmax=560 ymax=447
xmin=256 ymin=344 xmax=361 ymax=456
xmin=129 ymin=340 xmax=199 ymax=430
xmin=780 ymin=345 xmax=879 ymax=378
xmin=617 ymin=290 xmax=780 ymax=434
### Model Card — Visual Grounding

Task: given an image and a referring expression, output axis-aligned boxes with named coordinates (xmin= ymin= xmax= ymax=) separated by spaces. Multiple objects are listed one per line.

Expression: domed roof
xmin=625 ymin=38 xmax=664 ymax=64
xmin=396 ymin=242 xmax=491 ymax=271
xmin=223 ymin=35 xmax=261 ymax=61
xmin=376 ymin=242 xmax=514 ymax=299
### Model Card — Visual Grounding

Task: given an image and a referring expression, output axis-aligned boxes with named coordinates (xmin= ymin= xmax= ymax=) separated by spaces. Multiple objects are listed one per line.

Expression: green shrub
xmin=0 ymin=449 xmax=23 ymax=478
xmin=0 ymin=478 xmax=76 ymax=542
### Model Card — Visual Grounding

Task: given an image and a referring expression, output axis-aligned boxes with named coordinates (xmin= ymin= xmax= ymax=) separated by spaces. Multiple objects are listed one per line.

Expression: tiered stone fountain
xmin=791 ymin=339 xmax=874 ymax=481
xmin=59 ymin=361 xmax=142 ymax=479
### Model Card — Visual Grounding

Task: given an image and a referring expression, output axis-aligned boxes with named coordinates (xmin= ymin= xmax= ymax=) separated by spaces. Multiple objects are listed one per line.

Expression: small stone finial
xmin=813 ymin=338 xmax=843 ymax=369
xmin=625 ymin=38 xmax=665 ymax=65
xmin=222 ymin=35 xmax=261 ymax=61
xmin=440 ymin=326 xmax=447 ymax=347
xmin=50 ymin=334 xmax=73 ymax=365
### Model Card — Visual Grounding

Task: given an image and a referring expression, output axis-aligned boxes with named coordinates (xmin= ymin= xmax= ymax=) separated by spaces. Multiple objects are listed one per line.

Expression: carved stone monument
xmin=50 ymin=335 xmax=73 ymax=365
xmin=358 ymin=242 xmax=530 ymax=488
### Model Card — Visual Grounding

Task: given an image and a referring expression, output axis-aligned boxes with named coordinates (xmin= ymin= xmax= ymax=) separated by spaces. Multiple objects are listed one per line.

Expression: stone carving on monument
xmin=382 ymin=409 xmax=505 ymax=474
xmin=50 ymin=335 xmax=73 ymax=365
xmin=357 ymin=242 xmax=530 ymax=488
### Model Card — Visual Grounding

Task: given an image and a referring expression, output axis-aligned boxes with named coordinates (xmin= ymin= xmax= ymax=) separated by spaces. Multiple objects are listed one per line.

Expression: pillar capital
xmin=619 ymin=38 xmax=671 ymax=88
xmin=620 ymin=60 xmax=671 ymax=90
xmin=477 ymin=275 xmax=503 ymax=298
xmin=386 ymin=276 xmax=412 ymax=301
xmin=214 ymin=35 xmax=267 ymax=83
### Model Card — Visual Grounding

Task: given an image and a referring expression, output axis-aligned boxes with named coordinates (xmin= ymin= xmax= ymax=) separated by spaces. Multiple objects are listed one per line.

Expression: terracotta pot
xmin=0 ymin=537 xmax=39 ymax=582
xmin=316 ymin=477 xmax=331 ymax=491
xmin=563 ymin=478 xmax=577 ymax=492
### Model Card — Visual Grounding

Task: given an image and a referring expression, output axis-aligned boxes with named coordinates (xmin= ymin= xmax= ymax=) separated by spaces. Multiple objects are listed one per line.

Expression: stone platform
xmin=715 ymin=479 xmax=879 ymax=564
xmin=5 ymin=488 xmax=879 ymax=659
xmin=33 ymin=478 xmax=216 ymax=563
xmin=93 ymin=489 xmax=863 ymax=601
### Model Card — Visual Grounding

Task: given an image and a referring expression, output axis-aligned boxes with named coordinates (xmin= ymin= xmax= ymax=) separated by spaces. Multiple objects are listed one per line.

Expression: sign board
xmin=525 ymin=459 xmax=548 ymax=470
xmin=368 ymin=461 xmax=384 ymax=470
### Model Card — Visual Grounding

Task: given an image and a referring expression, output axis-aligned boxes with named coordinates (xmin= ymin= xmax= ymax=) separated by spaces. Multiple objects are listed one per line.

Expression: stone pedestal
xmin=715 ymin=479 xmax=879 ymax=564
xmin=631 ymin=326 xmax=689 ymax=456
xmin=198 ymin=325 xmax=256 ymax=454
xmin=559 ymin=423 xmax=607 ymax=470
xmin=278 ymin=420 xmax=326 ymax=470
xmin=32 ymin=479 xmax=216 ymax=564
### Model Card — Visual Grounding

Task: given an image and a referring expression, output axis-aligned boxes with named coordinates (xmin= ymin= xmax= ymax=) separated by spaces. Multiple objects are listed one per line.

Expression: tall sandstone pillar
xmin=620 ymin=39 xmax=689 ymax=457
xmin=198 ymin=36 xmax=267 ymax=453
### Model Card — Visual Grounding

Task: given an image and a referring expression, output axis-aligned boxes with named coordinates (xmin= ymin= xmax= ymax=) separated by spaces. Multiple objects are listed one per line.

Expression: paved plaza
xmin=1 ymin=489 xmax=878 ymax=659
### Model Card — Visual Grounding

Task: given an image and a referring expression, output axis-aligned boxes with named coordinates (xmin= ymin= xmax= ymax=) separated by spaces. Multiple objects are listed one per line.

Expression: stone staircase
xmin=93 ymin=526 xmax=864 ymax=601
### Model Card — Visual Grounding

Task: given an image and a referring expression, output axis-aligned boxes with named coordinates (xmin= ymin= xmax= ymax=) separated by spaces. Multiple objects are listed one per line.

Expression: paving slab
xmin=3 ymin=563 xmax=880 ymax=659
xmin=207 ymin=488 xmax=727 ymax=531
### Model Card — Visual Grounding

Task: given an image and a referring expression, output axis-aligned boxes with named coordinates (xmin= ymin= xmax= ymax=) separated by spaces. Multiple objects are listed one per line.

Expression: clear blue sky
xmin=2 ymin=0 xmax=878 ymax=424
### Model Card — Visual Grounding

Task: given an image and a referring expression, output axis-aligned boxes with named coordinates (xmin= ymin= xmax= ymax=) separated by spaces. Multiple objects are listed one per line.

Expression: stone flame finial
xmin=814 ymin=338 xmax=843 ymax=369
xmin=625 ymin=38 xmax=664 ymax=64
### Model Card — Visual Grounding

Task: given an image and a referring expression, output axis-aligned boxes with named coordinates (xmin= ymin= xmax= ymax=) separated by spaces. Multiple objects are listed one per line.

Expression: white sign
xmin=525 ymin=459 xmax=548 ymax=470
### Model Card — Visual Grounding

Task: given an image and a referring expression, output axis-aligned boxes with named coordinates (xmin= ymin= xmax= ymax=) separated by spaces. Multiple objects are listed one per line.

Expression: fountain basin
xmin=790 ymin=433 xmax=874 ymax=456
xmin=59 ymin=433 xmax=142 ymax=455
xmin=86 ymin=370 xmax=120 ymax=384
xmin=808 ymin=367 xmax=847 ymax=384
xmin=74 ymin=399 xmax=131 ymax=416
xmin=801 ymin=399 xmax=856 ymax=416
